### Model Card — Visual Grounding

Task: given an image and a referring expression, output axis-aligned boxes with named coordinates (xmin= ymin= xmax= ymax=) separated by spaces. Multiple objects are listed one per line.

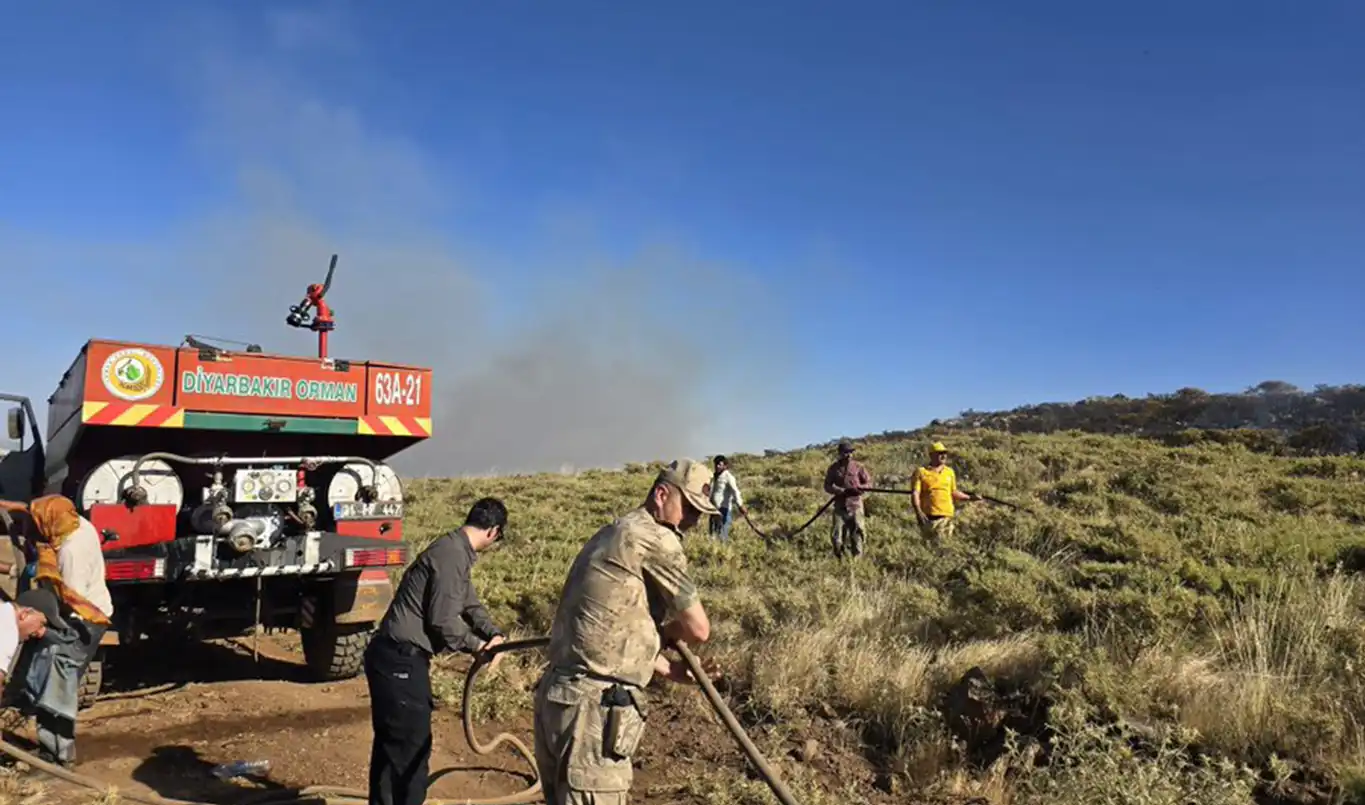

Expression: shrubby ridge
xmin=403 ymin=383 xmax=1365 ymax=805
xmin=807 ymin=381 xmax=1365 ymax=459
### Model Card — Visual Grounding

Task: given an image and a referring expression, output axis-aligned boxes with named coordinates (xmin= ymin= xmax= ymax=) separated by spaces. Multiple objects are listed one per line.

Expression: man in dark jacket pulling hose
xmin=364 ymin=497 xmax=510 ymax=805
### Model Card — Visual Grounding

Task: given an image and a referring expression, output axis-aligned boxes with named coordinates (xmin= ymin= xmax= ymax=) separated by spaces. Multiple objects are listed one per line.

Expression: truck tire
xmin=301 ymin=622 xmax=373 ymax=681
xmin=77 ymin=656 xmax=103 ymax=710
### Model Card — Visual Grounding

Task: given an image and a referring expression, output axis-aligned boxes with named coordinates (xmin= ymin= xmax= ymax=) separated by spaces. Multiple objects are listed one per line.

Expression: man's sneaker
xmin=36 ymin=748 xmax=74 ymax=769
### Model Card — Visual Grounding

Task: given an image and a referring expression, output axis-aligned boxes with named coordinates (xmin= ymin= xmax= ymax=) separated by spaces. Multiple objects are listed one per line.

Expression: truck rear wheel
xmin=301 ymin=622 xmax=373 ymax=681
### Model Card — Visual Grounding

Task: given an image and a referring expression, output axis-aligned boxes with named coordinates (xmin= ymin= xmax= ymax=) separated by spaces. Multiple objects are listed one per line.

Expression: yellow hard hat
xmin=929 ymin=441 xmax=948 ymax=454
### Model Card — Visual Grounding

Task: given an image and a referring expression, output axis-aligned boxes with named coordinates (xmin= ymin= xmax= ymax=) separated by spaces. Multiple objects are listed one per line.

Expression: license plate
xmin=334 ymin=500 xmax=403 ymax=520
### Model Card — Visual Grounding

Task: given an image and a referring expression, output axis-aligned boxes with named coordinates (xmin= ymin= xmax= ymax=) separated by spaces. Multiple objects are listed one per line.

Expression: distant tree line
xmin=786 ymin=381 xmax=1365 ymax=458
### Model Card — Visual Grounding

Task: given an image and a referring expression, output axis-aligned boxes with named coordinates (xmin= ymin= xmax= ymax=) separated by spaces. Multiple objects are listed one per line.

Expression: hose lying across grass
xmin=741 ymin=486 xmax=1032 ymax=543
xmin=0 ymin=636 xmax=802 ymax=805
xmin=741 ymin=487 xmax=915 ymax=543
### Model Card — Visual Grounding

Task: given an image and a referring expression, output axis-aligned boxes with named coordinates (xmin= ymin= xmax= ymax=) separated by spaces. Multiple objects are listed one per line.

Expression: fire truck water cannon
xmin=285 ymin=253 xmax=337 ymax=359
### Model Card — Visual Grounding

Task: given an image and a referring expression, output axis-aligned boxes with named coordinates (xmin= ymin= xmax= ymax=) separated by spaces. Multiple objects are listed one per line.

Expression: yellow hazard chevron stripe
xmin=379 ymin=415 xmax=410 ymax=436
xmin=356 ymin=415 xmax=432 ymax=437
xmin=82 ymin=401 xmax=185 ymax=428
xmin=111 ymin=404 xmax=158 ymax=426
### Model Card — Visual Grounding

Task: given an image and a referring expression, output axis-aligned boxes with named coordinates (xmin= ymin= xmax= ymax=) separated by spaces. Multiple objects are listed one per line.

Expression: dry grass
xmin=433 ymin=632 xmax=545 ymax=723
xmin=968 ymin=699 xmax=1261 ymax=805
xmin=400 ymin=430 xmax=1365 ymax=803
xmin=0 ymin=765 xmax=45 ymax=805
xmin=674 ymin=764 xmax=864 ymax=805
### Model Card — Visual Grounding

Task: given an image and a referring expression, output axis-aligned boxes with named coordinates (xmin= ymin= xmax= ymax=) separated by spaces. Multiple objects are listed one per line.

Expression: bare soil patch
xmin=4 ymin=634 xmax=898 ymax=804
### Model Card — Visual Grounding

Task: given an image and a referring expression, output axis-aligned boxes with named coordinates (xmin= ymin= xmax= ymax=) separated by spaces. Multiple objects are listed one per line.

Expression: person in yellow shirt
xmin=910 ymin=442 xmax=980 ymax=541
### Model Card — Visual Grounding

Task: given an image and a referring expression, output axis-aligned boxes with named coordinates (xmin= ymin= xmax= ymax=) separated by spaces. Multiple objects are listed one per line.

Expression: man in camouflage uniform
xmin=534 ymin=458 xmax=720 ymax=804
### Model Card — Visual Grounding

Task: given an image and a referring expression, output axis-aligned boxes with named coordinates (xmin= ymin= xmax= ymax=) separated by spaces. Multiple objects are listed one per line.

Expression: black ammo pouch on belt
xmin=601 ymin=683 xmax=646 ymax=760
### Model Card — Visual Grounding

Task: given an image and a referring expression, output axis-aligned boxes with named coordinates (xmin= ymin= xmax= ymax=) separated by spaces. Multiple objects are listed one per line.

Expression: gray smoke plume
xmin=141 ymin=7 xmax=797 ymax=477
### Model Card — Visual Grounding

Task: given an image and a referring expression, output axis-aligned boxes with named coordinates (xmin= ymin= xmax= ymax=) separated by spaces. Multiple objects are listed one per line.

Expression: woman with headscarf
xmin=24 ymin=496 xmax=113 ymax=626
xmin=1 ymin=494 xmax=113 ymax=766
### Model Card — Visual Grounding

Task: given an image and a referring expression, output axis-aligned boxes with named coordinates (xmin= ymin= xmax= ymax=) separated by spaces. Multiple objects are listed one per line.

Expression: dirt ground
xmin=0 ymin=634 xmax=900 ymax=805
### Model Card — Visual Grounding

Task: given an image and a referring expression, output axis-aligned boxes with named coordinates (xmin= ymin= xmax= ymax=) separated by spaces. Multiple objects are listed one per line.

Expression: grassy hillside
xmin=402 ymin=430 xmax=1365 ymax=805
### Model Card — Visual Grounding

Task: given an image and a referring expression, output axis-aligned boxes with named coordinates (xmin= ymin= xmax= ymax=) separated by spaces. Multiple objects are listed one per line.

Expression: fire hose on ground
xmin=740 ymin=486 xmax=1032 ymax=543
xmin=0 ymin=636 xmax=802 ymax=805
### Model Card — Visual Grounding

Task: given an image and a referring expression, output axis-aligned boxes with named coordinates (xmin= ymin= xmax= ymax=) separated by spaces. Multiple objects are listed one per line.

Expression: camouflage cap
xmin=655 ymin=459 xmax=721 ymax=515
xmin=838 ymin=440 xmax=855 ymax=454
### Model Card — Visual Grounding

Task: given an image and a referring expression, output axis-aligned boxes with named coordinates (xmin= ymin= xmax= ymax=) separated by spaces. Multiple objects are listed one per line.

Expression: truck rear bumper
xmin=184 ymin=530 xmax=403 ymax=580
xmin=94 ymin=529 xmax=404 ymax=643
xmin=182 ymin=561 xmax=338 ymax=579
xmin=103 ymin=529 xmax=406 ymax=584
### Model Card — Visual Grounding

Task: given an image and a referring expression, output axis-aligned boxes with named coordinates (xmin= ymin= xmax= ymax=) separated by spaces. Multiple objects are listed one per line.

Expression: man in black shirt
xmin=364 ymin=497 xmax=509 ymax=805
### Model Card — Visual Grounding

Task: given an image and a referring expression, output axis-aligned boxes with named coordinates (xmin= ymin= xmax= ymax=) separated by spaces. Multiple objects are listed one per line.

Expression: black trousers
xmin=364 ymin=635 xmax=434 ymax=805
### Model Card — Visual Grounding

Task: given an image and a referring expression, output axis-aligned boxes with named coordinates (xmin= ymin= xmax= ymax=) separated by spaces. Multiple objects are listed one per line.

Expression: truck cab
xmin=0 ymin=394 xmax=44 ymax=504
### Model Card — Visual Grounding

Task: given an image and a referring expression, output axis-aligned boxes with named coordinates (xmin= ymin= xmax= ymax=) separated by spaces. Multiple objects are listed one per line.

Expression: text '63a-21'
xmin=373 ymin=371 xmax=424 ymax=407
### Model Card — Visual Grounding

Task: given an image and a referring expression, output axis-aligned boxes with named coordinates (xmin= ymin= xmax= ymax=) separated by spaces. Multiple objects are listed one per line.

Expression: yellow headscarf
xmin=28 ymin=495 xmax=81 ymax=548
xmin=22 ymin=495 xmax=111 ymax=626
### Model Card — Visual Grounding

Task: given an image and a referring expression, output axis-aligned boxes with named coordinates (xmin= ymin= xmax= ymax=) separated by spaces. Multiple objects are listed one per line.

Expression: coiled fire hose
xmin=0 ymin=636 xmax=802 ymax=805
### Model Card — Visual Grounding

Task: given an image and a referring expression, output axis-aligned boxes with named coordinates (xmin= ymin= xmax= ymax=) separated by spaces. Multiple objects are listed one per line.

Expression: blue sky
xmin=2 ymin=1 xmax=1362 ymax=475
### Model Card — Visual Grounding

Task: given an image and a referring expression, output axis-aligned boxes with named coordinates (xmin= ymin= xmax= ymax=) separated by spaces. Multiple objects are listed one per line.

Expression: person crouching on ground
xmin=365 ymin=497 xmax=511 ymax=805
xmin=0 ymin=494 xmax=114 ymax=767
xmin=707 ymin=455 xmax=747 ymax=543
xmin=910 ymin=441 xmax=980 ymax=542
xmin=0 ymin=589 xmax=60 ymax=701
xmin=534 ymin=458 xmax=722 ymax=805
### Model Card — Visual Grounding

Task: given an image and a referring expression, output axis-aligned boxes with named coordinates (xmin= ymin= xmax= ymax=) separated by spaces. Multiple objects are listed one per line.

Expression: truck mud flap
xmin=301 ymin=570 xmax=394 ymax=628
